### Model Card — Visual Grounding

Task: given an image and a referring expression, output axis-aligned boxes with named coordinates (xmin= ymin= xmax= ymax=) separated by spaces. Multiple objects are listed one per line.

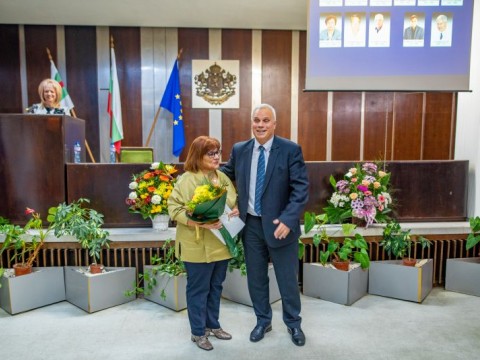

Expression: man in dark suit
xmin=221 ymin=103 xmax=309 ymax=346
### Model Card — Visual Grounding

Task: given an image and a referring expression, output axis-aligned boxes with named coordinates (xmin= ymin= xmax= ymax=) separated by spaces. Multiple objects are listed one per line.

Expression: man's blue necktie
xmin=254 ymin=146 xmax=265 ymax=215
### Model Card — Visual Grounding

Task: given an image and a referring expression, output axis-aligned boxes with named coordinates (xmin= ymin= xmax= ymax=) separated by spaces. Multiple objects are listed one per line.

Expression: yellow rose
xmin=378 ymin=171 xmax=386 ymax=178
xmin=373 ymin=181 xmax=381 ymax=189
xmin=349 ymin=168 xmax=357 ymax=175
xmin=362 ymin=179 xmax=370 ymax=186
xmin=350 ymin=193 xmax=358 ymax=200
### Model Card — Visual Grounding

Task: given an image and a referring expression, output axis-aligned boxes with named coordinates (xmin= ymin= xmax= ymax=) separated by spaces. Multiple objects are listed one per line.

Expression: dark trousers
xmin=184 ymin=259 xmax=229 ymax=336
xmin=243 ymin=214 xmax=301 ymax=328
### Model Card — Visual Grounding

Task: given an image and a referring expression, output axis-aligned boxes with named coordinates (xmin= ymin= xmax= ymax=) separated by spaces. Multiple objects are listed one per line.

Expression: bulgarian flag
xmin=107 ymin=46 xmax=124 ymax=153
xmin=50 ymin=60 xmax=75 ymax=110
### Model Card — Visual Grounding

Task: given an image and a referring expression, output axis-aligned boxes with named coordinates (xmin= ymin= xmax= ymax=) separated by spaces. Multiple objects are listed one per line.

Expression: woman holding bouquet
xmin=168 ymin=136 xmax=239 ymax=351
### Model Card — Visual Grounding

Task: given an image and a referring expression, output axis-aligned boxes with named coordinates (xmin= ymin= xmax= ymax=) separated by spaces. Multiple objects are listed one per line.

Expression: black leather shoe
xmin=249 ymin=324 xmax=272 ymax=342
xmin=288 ymin=327 xmax=306 ymax=346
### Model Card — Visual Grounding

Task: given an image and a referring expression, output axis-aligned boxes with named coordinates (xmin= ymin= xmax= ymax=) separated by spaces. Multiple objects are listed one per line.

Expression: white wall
xmin=456 ymin=2 xmax=480 ymax=217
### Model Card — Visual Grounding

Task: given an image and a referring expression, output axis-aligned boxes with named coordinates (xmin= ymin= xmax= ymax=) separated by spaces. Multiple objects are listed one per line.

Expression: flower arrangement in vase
xmin=323 ymin=162 xmax=393 ymax=227
xmin=126 ymin=162 xmax=178 ymax=229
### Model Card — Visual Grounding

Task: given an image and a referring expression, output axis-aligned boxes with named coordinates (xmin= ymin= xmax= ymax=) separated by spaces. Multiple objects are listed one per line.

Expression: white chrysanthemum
xmin=329 ymin=193 xmax=350 ymax=208
xmin=128 ymin=192 xmax=138 ymax=200
xmin=150 ymin=162 xmax=160 ymax=170
xmin=151 ymin=195 xmax=162 ymax=204
xmin=129 ymin=181 xmax=138 ymax=190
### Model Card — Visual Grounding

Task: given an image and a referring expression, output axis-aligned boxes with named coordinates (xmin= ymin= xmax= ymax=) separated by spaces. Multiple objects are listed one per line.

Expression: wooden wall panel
xmin=261 ymin=30 xmax=292 ymax=139
xmin=393 ymin=92 xmax=423 ymax=160
xmin=109 ymin=27 xmax=142 ymax=147
xmin=65 ymin=26 xmax=100 ymax=161
xmin=298 ymin=31 xmax=328 ymax=161
xmin=178 ymin=28 xmax=209 ymax=161
xmin=331 ymin=92 xmax=362 ymax=160
xmin=0 ymin=25 xmax=22 ymax=113
xmin=221 ymin=29 xmax=253 ymax=159
xmin=364 ymin=92 xmax=394 ymax=161
xmin=423 ymin=92 xmax=455 ymax=160
xmin=24 ymin=25 xmax=57 ymax=107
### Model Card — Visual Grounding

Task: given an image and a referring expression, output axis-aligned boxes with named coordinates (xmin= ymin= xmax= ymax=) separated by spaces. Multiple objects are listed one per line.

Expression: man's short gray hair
xmin=251 ymin=103 xmax=276 ymax=121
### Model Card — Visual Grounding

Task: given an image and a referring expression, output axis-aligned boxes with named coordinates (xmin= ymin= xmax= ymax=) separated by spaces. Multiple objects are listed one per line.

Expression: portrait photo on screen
xmin=431 ymin=13 xmax=453 ymax=47
xmin=319 ymin=13 xmax=342 ymax=47
xmin=369 ymin=12 xmax=391 ymax=47
xmin=344 ymin=12 xmax=366 ymax=47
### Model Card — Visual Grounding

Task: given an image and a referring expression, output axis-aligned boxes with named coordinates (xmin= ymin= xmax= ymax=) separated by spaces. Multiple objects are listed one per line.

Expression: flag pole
xmin=145 ymin=48 xmax=183 ymax=147
xmin=46 ymin=48 xmax=96 ymax=163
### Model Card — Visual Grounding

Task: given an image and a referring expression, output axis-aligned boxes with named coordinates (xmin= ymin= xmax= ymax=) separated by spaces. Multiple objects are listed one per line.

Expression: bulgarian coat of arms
xmin=194 ymin=63 xmax=237 ymax=105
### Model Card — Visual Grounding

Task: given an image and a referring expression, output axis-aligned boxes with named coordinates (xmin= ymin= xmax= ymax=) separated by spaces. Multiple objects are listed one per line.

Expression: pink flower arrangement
xmin=323 ymin=162 xmax=393 ymax=227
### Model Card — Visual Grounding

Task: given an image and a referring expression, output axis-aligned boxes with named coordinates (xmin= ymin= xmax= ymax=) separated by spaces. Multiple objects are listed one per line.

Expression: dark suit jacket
xmin=222 ymin=136 xmax=309 ymax=248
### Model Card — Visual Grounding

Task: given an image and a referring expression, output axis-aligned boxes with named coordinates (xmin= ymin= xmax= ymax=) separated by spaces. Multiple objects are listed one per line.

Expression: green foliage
xmin=380 ymin=220 xmax=431 ymax=259
xmin=125 ymin=240 xmax=185 ymax=300
xmin=48 ymin=198 xmax=110 ymax=264
xmin=228 ymin=239 xmax=247 ymax=276
xmin=466 ymin=216 xmax=480 ymax=251
xmin=303 ymin=212 xmax=370 ymax=269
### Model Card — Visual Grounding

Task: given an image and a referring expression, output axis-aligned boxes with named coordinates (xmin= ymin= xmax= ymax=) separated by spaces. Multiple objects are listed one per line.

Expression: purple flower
xmin=336 ymin=180 xmax=350 ymax=194
xmin=362 ymin=162 xmax=377 ymax=174
xmin=351 ymin=199 xmax=364 ymax=210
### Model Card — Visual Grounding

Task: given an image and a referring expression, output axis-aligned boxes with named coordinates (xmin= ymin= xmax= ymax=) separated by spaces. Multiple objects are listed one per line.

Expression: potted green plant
xmin=48 ymin=198 xmax=110 ymax=273
xmin=304 ymin=212 xmax=370 ymax=271
xmin=0 ymin=207 xmax=56 ymax=276
xmin=126 ymin=240 xmax=187 ymax=311
xmin=0 ymin=208 xmax=66 ymax=314
xmin=369 ymin=220 xmax=433 ymax=303
xmin=302 ymin=211 xmax=370 ymax=305
xmin=445 ymin=216 xmax=480 ymax=297
xmin=380 ymin=220 xmax=431 ymax=266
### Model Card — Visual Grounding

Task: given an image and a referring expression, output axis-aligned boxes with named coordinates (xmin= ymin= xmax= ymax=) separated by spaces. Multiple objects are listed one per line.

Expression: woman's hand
xmin=228 ymin=206 xmax=240 ymax=219
xmin=188 ymin=219 xmax=223 ymax=230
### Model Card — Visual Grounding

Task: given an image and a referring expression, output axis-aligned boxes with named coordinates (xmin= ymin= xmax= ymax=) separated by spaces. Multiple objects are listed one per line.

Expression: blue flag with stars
xmin=160 ymin=59 xmax=185 ymax=157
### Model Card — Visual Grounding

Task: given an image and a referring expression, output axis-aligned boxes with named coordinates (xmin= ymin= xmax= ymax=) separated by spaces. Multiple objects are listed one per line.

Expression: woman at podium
xmin=27 ymin=78 xmax=71 ymax=115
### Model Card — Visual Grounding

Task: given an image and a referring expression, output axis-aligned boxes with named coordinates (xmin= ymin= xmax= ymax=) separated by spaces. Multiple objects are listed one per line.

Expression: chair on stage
xmin=119 ymin=147 xmax=154 ymax=163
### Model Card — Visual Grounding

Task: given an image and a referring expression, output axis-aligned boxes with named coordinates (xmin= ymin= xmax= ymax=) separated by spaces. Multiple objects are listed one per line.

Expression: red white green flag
xmin=50 ymin=60 xmax=75 ymax=110
xmin=107 ymin=47 xmax=124 ymax=153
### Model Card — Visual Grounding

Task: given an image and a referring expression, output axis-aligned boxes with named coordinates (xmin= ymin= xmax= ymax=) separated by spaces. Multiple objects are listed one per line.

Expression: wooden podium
xmin=0 ymin=114 xmax=85 ymax=224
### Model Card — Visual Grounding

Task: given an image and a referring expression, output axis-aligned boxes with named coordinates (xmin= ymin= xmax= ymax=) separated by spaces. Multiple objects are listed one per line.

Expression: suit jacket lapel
xmin=261 ymin=136 xmax=279 ymax=196
xmin=242 ymin=139 xmax=255 ymax=194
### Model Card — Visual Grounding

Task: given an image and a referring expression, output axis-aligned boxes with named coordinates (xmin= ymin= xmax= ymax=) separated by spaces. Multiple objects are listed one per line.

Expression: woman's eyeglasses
xmin=206 ymin=150 xmax=221 ymax=158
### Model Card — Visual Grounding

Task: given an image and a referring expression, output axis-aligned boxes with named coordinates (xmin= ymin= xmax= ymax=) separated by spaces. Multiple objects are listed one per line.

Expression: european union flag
xmin=160 ymin=59 xmax=185 ymax=157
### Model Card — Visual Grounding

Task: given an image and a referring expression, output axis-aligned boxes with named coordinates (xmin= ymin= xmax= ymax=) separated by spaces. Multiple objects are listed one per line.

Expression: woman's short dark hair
xmin=184 ymin=136 xmax=221 ymax=173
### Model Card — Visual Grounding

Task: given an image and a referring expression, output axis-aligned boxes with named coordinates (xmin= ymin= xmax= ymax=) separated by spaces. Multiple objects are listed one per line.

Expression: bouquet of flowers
xmin=126 ymin=162 xmax=177 ymax=220
xmin=323 ymin=162 xmax=392 ymax=227
xmin=186 ymin=179 xmax=239 ymax=257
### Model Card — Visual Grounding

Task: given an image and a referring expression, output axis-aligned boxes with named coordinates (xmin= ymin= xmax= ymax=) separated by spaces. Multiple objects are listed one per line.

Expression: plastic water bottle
xmin=73 ymin=141 xmax=81 ymax=163
xmin=110 ymin=143 xmax=116 ymax=163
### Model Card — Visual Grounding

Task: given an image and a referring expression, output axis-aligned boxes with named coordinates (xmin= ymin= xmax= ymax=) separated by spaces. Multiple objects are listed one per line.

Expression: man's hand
xmin=273 ymin=219 xmax=290 ymax=240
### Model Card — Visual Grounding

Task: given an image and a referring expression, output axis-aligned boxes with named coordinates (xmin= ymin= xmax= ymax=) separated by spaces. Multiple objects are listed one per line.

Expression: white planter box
xmin=222 ymin=264 xmax=281 ymax=307
xmin=0 ymin=267 xmax=65 ymax=315
xmin=64 ymin=266 xmax=136 ymax=313
xmin=143 ymin=265 xmax=187 ymax=311
xmin=303 ymin=263 xmax=368 ymax=305
xmin=445 ymin=257 xmax=480 ymax=297
xmin=368 ymin=259 xmax=433 ymax=303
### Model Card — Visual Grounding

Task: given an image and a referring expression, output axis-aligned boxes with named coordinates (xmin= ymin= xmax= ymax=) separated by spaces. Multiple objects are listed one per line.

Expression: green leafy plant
xmin=304 ymin=211 xmax=370 ymax=269
xmin=125 ymin=240 xmax=185 ymax=300
xmin=466 ymin=216 xmax=480 ymax=251
xmin=48 ymin=198 xmax=110 ymax=266
xmin=0 ymin=207 xmax=57 ymax=271
xmin=228 ymin=239 xmax=247 ymax=276
xmin=380 ymin=220 xmax=431 ymax=260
